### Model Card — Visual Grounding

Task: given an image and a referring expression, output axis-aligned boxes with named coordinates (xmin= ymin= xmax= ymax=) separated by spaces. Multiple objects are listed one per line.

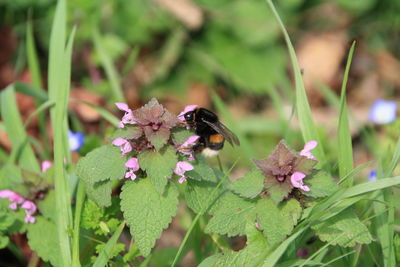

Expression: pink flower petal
xmin=118 ymin=121 xmax=125 ymax=128
xmin=22 ymin=200 xmax=37 ymax=214
xmin=41 ymin=161 xmax=52 ymax=173
xmin=291 ymin=172 xmax=310 ymax=192
xmin=177 ymin=105 xmax=199 ymax=121
xmin=178 ymin=176 xmax=187 ymax=184
xmin=181 ymin=135 xmax=200 ymax=147
xmin=9 ymin=193 xmax=25 ymax=204
xmin=174 ymin=161 xmax=194 ymax=176
xmin=300 ymin=140 xmax=318 ymax=160
xmin=112 ymin=138 xmax=127 ymax=146
xmin=0 ymin=190 xmax=14 ymax=199
xmin=121 ymin=142 xmax=132 ymax=155
xmin=24 ymin=214 xmax=36 ymax=223
xmin=125 ymin=170 xmax=137 ymax=180
xmin=115 ymin=102 xmax=129 ymax=112
xmin=125 ymin=158 xmax=140 ymax=171
xmin=8 ymin=203 xmax=18 ymax=210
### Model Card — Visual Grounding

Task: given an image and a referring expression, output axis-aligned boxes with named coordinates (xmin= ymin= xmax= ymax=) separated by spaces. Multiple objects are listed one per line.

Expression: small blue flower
xmin=369 ymin=99 xmax=397 ymax=125
xmin=368 ymin=170 xmax=377 ymax=182
xmin=68 ymin=130 xmax=85 ymax=152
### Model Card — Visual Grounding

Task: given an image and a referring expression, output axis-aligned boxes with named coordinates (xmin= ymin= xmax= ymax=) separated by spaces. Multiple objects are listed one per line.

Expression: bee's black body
xmin=183 ymin=108 xmax=240 ymax=156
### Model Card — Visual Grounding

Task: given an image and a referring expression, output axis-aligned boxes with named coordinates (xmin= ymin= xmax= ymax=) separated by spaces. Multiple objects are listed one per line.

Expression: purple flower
xmin=177 ymin=105 xmax=199 ymax=121
xmin=177 ymin=135 xmax=200 ymax=160
xmin=132 ymin=98 xmax=179 ymax=150
xmin=300 ymin=140 xmax=317 ymax=160
xmin=369 ymin=99 xmax=397 ymax=125
xmin=368 ymin=170 xmax=377 ymax=181
xmin=115 ymin=102 xmax=137 ymax=128
xmin=125 ymin=158 xmax=140 ymax=180
xmin=174 ymin=161 xmax=194 ymax=184
xmin=21 ymin=200 xmax=37 ymax=223
xmin=290 ymin=172 xmax=310 ymax=192
xmin=0 ymin=190 xmax=36 ymax=223
xmin=112 ymin=137 xmax=133 ymax=156
xmin=41 ymin=161 xmax=52 ymax=172
xmin=253 ymin=140 xmax=317 ymax=202
xmin=68 ymin=130 xmax=85 ymax=152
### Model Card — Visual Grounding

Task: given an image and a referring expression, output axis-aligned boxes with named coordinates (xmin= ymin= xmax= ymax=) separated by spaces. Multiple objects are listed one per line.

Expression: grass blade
xmin=0 ymin=85 xmax=40 ymax=173
xmin=72 ymin=181 xmax=85 ymax=267
xmin=93 ymin=222 xmax=126 ymax=267
xmin=266 ymin=0 xmax=326 ymax=165
xmin=26 ymin=19 xmax=43 ymax=89
xmin=47 ymin=0 xmax=73 ymax=265
xmin=24 ymin=100 xmax=55 ymax=128
xmin=92 ymin=29 xmax=124 ymax=102
xmin=69 ymin=98 xmax=120 ymax=126
xmin=338 ymin=42 xmax=356 ymax=186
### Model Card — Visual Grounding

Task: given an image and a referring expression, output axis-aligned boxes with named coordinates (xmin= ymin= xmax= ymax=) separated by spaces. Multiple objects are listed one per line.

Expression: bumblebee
xmin=182 ymin=107 xmax=240 ymax=157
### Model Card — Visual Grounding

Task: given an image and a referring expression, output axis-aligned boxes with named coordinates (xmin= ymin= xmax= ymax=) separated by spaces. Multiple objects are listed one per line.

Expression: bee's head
xmin=184 ymin=111 xmax=195 ymax=123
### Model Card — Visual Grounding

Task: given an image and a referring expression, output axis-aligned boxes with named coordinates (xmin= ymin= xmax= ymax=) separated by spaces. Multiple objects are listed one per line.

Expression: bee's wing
xmin=201 ymin=119 xmax=240 ymax=146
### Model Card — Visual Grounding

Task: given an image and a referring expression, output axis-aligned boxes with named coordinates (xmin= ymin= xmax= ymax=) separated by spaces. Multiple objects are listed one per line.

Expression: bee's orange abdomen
xmin=209 ymin=134 xmax=224 ymax=144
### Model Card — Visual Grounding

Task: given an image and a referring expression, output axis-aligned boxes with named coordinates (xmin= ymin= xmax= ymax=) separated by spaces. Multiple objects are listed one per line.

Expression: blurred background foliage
xmin=0 ymin=0 xmax=399 ymax=169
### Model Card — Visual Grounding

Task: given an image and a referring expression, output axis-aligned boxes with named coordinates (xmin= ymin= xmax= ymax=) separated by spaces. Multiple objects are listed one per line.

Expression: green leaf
xmin=76 ymin=144 xmax=126 ymax=185
xmin=144 ymin=126 xmax=170 ymax=151
xmin=171 ymin=128 xmax=194 ymax=146
xmin=81 ymin=199 xmax=105 ymax=230
xmin=205 ymin=192 xmax=258 ymax=237
xmin=110 ymin=126 xmax=143 ymax=141
xmin=27 ymin=217 xmax=62 ymax=266
xmin=200 ymin=222 xmax=270 ymax=267
xmin=85 ymin=180 xmax=112 ymax=207
xmin=185 ymin=179 xmax=222 ymax=214
xmin=304 ymin=170 xmax=338 ymax=198
xmin=37 ymin=190 xmax=57 ymax=223
xmin=93 ymin=222 xmax=126 ymax=267
xmin=256 ymin=198 xmax=301 ymax=246
xmin=138 ymin=146 xmax=177 ymax=194
xmin=0 ymin=235 xmax=9 ymax=249
xmin=311 ymin=208 xmax=372 ymax=247
xmin=120 ymin=179 xmax=179 ymax=256
xmin=229 ymin=169 xmax=264 ymax=198
xmin=265 ymin=0 xmax=326 ymax=165
xmin=186 ymin=155 xmax=219 ymax=182
xmin=338 ymin=42 xmax=355 ymax=186
xmin=0 ymin=85 xmax=40 ymax=172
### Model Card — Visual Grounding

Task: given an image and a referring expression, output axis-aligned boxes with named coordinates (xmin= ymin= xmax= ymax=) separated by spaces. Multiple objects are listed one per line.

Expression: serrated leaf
xmin=0 ymin=235 xmax=9 ymax=249
xmin=311 ymin=208 xmax=372 ymax=247
xmin=0 ymin=208 xmax=16 ymax=231
xmin=171 ymin=127 xmax=194 ymax=145
xmin=120 ymin=179 xmax=179 ymax=256
xmin=27 ymin=217 xmax=62 ymax=266
xmin=230 ymin=169 xmax=264 ymax=198
xmin=81 ymin=199 xmax=105 ymax=230
xmin=304 ymin=170 xmax=338 ymax=198
xmin=200 ymin=222 xmax=270 ymax=267
xmin=85 ymin=180 xmax=112 ymax=207
xmin=37 ymin=190 xmax=57 ymax=223
xmin=77 ymin=144 xmax=126 ymax=185
xmin=205 ymin=192 xmax=258 ymax=237
xmin=256 ymin=198 xmax=302 ymax=246
xmin=110 ymin=126 xmax=143 ymax=141
xmin=186 ymin=155 xmax=219 ymax=182
xmin=138 ymin=146 xmax=177 ymax=194
xmin=144 ymin=126 xmax=170 ymax=151
xmin=185 ymin=179 xmax=223 ymax=214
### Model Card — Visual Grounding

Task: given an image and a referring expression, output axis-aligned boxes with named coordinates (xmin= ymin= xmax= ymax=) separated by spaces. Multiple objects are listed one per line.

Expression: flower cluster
xmin=253 ymin=140 xmax=318 ymax=202
xmin=112 ymin=100 xmax=198 ymax=184
xmin=0 ymin=190 xmax=37 ymax=223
